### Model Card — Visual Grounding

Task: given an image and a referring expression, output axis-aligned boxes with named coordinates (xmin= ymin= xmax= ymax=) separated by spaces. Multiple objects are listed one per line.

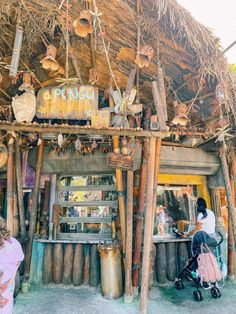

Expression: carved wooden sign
xmin=36 ymin=84 xmax=98 ymax=119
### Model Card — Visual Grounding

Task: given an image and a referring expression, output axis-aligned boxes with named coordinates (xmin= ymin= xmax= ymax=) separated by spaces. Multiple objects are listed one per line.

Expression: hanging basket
xmin=40 ymin=45 xmax=59 ymax=71
xmin=0 ymin=143 xmax=8 ymax=168
xmin=73 ymin=10 xmax=93 ymax=38
xmin=135 ymin=45 xmax=154 ymax=68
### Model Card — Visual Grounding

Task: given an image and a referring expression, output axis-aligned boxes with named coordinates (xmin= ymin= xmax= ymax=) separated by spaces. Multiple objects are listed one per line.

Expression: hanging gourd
xmin=135 ymin=45 xmax=154 ymax=68
xmin=40 ymin=45 xmax=59 ymax=71
xmin=9 ymin=25 xmax=24 ymax=78
xmin=12 ymin=72 xmax=36 ymax=123
xmin=171 ymin=100 xmax=190 ymax=126
xmin=73 ymin=10 xmax=93 ymax=38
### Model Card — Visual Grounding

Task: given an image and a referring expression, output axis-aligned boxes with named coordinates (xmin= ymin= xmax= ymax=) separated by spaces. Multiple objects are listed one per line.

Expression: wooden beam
xmin=124 ymin=170 xmax=134 ymax=303
xmin=25 ymin=139 xmax=45 ymax=277
xmin=140 ymin=137 xmax=157 ymax=314
xmin=7 ymin=135 xmax=14 ymax=235
xmin=132 ymin=139 xmax=148 ymax=288
xmin=0 ymin=122 xmax=209 ymax=138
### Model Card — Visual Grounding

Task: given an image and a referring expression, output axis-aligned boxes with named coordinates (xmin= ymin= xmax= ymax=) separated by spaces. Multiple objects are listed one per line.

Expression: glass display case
xmin=56 ymin=174 xmax=118 ymax=241
xmin=154 ymin=185 xmax=197 ymax=237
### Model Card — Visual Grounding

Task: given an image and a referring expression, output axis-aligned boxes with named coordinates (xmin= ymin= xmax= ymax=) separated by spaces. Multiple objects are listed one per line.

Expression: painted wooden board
xmin=36 ymin=84 xmax=98 ymax=119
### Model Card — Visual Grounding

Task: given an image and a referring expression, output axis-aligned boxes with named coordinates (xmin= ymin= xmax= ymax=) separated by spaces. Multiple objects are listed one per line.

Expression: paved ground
xmin=13 ymin=280 xmax=236 ymax=314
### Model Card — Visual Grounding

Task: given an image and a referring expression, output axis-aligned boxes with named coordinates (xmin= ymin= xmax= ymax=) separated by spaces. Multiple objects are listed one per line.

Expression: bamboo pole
xmin=219 ymin=144 xmax=236 ymax=245
xmin=140 ymin=137 xmax=157 ymax=314
xmin=113 ymin=136 xmax=126 ymax=253
xmin=13 ymin=162 xmax=19 ymax=237
xmin=124 ymin=170 xmax=134 ymax=303
xmin=41 ymin=180 xmax=51 ymax=239
xmin=25 ymin=140 xmax=44 ymax=277
xmin=132 ymin=139 xmax=148 ymax=288
xmin=15 ymin=136 xmax=27 ymax=240
xmin=7 ymin=135 xmax=14 ymax=235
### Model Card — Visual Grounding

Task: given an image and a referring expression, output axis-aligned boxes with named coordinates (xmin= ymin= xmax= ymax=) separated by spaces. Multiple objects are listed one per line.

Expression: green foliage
xmin=229 ymin=64 xmax=236 ymax=73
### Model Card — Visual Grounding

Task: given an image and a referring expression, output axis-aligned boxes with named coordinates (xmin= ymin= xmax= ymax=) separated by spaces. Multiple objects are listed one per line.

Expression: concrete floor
xmin=13 ymin=280 xmax=236 ymax=314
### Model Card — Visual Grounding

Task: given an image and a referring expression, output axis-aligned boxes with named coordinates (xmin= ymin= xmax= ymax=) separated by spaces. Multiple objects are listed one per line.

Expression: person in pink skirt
xmin=0 ymin=218 xmax=24 ymax=314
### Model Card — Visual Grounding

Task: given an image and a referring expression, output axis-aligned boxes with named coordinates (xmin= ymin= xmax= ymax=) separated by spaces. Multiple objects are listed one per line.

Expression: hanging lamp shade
xmin=0 ymin=143 xmax=8 ymax=169
xmin=171 ymin=101 xmax=190 ymax=126
xmin=40 ymin=45 xmax=59 ymax=71
xmin=73 ymin=10 xmax=93 ymax=38
xmin=135 ymin=45 xmax=154 ymax=68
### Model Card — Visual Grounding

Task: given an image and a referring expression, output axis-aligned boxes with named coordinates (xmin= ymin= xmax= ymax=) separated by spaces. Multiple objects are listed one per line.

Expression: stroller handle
xmin=217 ymin=231 xmax=224 ymax=245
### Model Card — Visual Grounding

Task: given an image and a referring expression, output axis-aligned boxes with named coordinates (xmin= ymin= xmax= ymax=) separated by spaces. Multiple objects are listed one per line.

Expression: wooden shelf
xmin=57 ymin=232 xmax=112 ymax=242
xmin=57 ymin=185 xmax=116 ymax=192
xmin=59 ymin=217 xmax=112 ymax=224
xmin=58 ymin=200 xmax=118 ymax=207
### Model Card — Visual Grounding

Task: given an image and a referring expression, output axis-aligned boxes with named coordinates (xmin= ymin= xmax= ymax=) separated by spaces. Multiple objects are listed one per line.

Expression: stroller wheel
xmin=175 ymin=279 xmax=184 ymax=290
xmin=211 ymin=287 xmax=221 ymax=298
xmin=193 ymin=290 xmax=203 ymax=301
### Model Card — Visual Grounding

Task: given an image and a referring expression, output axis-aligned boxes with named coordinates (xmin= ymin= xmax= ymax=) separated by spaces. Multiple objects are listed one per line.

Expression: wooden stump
xmin=53 ymin=243 xmax=63 ymax=284
xmin=73 ymin=244 xmax=84 ymax=286
xmin=43 ymin=244 xmax=53 ymax=284
xmin=166 ymin=243 xmax=176 ymax=281
xmin=89 ymin=244 xmax=100 ymax=287
xmin=178 ymin=242 xmax=189 ymax=276
xmin=155 ymin=243 xmax=167 ymax=283
xmin=62 ymin=244 xmax=74 ymax=285
xmin=83 ymin=245 xmax=90 ymax=285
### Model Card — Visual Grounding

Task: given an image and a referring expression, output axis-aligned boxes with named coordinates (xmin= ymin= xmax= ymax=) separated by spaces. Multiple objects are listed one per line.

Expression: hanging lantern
xmin=135 ymin=45 xmax=154 ymax=68
xmin=9 ymin=25 xmax=24 ymax=77
xmin=171 ymin=100 xmax=190 ymax=126
xmin=12 ymin=72 xmax=36 ymax=123
xmin=73 ymin=10 xmax=93 ymax=38
xmin=40 ymin=45 xmax=59 ymax=71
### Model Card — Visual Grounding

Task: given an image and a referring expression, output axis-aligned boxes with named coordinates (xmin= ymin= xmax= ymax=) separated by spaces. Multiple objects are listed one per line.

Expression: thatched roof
xmin=0 ymin=0 xmax=235 ymax=125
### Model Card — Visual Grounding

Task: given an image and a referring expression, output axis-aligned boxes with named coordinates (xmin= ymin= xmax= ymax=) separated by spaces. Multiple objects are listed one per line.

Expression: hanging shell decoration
xmin=73 ymin=10 xmax=93 ymax=38
xmin=0 ymin=143 xmax=8 ymax=169
xmin=171 ymin=100 xmax=190 ymax=126
xmin=40 ymin=45 xmax=59 ymax=71
xmin=135 ymin=45 xmax=154 ymax=68
xmin=88 ymin=67 xmax=98 ymax=85
xmin=12 ymin=72 xmax=36 ymax=123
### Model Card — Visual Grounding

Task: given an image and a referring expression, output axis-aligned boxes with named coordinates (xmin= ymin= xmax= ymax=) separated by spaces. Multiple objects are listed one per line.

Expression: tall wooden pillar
xmin=132 ymin=139 xmax=148 ymax=288
xmin=140 ymin=137 xmax=157 ymax=314
xmin=229 ymin=154 xmax=236 ymax=277
xmin=124 ymin=170 xmax=134 ymax=303
xmin=25 ymin=140 xmax=45 ymax=277
xmin=7 ymin=136 xmax=14 ymax=235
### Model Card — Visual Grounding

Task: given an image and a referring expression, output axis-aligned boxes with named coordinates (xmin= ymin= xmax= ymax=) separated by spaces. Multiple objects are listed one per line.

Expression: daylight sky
xmin=177 ymin=0 xmax=236 ymax=64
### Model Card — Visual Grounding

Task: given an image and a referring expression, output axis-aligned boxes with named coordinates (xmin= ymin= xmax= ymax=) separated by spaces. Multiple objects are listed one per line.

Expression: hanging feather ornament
xmin=75 ymin=137 xmax=82 ymax=151
xmin=40 ymin=45 xmax=59 ymax=71
xmin=135 ymin=45 xmax=154 ymax=68
xmin=12 ymin=72 xmax=36 ymax=123
xmin=73 ymin=10 xmax=93 ymax=38
xmin=9 ymin=25 xmax=24 ymax=77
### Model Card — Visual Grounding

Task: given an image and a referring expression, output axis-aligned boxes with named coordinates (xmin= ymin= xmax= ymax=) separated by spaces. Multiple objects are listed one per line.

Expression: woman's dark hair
xmin=196 ymin=197 xmax=207 ymax=219
xmin=0 ymin=218 xmax=10 ymax=248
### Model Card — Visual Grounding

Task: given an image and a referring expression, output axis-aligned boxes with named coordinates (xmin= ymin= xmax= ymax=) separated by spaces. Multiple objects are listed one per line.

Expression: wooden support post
xmin=132 ymin=139 xmax=148 ymax=288
xmin=15 ymin=137 xmax=27 ymax=240
xmin=41 ymin=180 xmax=51 ymax=239
xmin=140 ymin=137 xmax=157 ymax=314
xmin=13 ymin=163 xmax=19 ymax=237
xmin=124 ymin=170 xmax=134 ymax=303
xmin=25 ymin=140 xmax=44 ymax=277
xmin=229 ymin=154 xmax=236 ymax=277
xmin=49 ymin=174 xmax=57 ymax=223
xmin=7 ymin=136 xmax=14 ymax=235
xmin=113 ymin=136 xmax=126 ymax=253
xmin=219 ymin=144 xmax=236 ymax=244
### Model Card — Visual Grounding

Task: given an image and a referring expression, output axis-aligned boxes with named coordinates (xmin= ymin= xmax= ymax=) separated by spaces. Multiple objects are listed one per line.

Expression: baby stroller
xmin=174 ymin=230 xmax=224 ymax=301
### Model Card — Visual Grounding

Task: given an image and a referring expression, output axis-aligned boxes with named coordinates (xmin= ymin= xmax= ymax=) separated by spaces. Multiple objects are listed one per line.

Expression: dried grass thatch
xmin=0 ymin=0 xmax=235 ymax=124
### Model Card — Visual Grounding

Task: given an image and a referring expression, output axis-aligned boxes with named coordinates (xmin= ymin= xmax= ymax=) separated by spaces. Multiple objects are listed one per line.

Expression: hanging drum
xmin=40 ymin=45 xmax=59 ymax=71
xmin=0 ymin=143 xmax=8 ymax=169
xmin=135 ymin=45 xmax=154 ymax=68
xmin=73 ymin=10 xmax=93 ymax=38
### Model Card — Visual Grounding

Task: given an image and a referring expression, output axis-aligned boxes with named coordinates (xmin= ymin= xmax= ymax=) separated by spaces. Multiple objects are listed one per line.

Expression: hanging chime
xmin=135 ymin=45 xmax=154 ymax=68
xmin=73 ymin=10 xmax=93 ymax=38
xmin=9 ymin=25 xmax=24 ymax=77
xmin=12 ymin=72 xmax=36 ymax=123
xmin=171 ymin=100 xmax=190 ymax=126
xmin=40 ymin=45 xmax=59 ymax=71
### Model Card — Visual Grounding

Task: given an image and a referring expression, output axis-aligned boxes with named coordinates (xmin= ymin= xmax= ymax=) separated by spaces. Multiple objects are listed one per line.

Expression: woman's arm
xmin=182 ymin=221 xmax=203 ymax=238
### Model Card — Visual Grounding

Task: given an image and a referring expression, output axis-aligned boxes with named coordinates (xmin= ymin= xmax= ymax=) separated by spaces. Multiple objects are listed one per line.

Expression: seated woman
xmin=183 ymin=197 xmax=217 ymax=255
xmin=0 ymin=218 xmax=24 ymax=313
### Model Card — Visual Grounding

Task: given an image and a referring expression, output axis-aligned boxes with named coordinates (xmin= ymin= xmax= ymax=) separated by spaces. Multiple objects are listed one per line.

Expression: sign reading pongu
xmin=36 ymin=84 xmax=98 ymax=119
